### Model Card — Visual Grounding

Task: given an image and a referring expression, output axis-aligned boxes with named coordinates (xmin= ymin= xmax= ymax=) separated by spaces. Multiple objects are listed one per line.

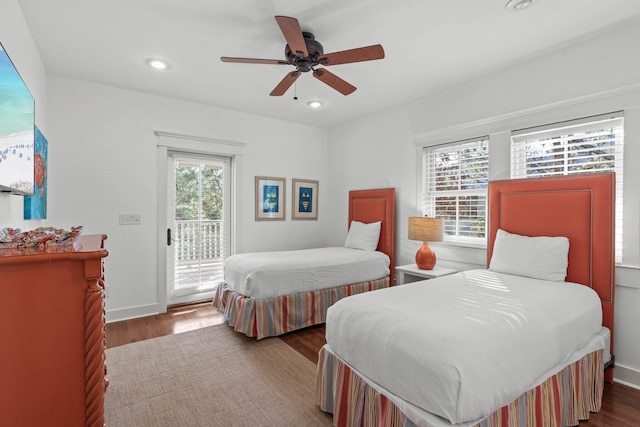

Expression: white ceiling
xmin=17 ymin=0 xmax=640 ymax=129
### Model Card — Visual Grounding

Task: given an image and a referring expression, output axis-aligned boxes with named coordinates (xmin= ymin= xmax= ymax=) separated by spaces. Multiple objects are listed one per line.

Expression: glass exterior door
xmin=167 ymin=153 xmax=230 ymax=304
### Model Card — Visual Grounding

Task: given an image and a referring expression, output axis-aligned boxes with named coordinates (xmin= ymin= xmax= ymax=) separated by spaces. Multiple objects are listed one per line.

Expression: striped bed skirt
xmin=316 ymin=346 xmax=604 ymax=427
xmin=213 ymin=277 xmax=390 ymax=339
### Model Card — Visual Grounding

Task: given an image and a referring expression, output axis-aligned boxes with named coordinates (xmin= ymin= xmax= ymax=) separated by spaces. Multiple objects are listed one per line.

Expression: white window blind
xmin=422 ymin=137 xmax=489 ymax=243
xmin=511 ymin=111 xmax=624 ymax=262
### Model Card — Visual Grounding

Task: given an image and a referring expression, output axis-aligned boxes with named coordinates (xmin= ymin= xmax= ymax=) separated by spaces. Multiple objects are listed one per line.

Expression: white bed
xmin=316 ymin=173 xmax=616 ymax=426
xmin=214 ymin=188 xmax=396 ymax=339
xmin=323 ymin=269 xmax=608 ymax=426
xmin=223 ymin=247 xmax=390 ymax=299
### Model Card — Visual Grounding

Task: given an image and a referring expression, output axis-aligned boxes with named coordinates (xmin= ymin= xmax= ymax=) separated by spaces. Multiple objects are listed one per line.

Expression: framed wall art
xmin=292 ymin=178 xmax=318 ymax=220
xmin=24 ymin=126 xmax=48 ymax=219
xmin=255 ymin=176 xmax=286 ymax=220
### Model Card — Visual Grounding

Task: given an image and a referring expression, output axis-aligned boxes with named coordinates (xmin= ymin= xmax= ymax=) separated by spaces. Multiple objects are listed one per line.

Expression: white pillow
xmin=489 ymin=228 xmax=569 ymax=282
xmin=344 ymin=221 xmax=381 ymax=251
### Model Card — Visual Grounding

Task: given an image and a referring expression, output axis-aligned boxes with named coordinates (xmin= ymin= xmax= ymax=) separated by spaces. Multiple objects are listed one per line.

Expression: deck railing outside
xmin=173 ymin=220 xmax=224 ymax=290
xmin=175 ymin=219 xmax=224 ymax=260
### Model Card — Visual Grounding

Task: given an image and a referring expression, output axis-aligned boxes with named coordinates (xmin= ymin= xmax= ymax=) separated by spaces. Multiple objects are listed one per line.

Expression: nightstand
xmin=395 ymin=264 xmax=458 ymax=285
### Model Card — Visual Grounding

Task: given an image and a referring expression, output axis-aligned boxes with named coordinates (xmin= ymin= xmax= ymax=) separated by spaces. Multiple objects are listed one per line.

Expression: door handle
xmin=167 ymin=228 xmax=172 ymax=246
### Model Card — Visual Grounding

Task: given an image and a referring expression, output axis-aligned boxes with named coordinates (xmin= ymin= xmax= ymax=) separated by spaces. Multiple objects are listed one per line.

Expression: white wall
xmin=325 ymin=107 xmax=417 ymax=262
xmin=45 ymin=76 xmax=328 ymax=321
xmin=327 ymin=21 xmax=640 ymax=388
xmin=0 ymin=0 xmax=48 ymax=225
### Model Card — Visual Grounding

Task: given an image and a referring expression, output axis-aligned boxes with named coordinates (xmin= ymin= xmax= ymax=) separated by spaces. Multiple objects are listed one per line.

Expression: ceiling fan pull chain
xmin=293 ymin=81 xmax=298 ymax=100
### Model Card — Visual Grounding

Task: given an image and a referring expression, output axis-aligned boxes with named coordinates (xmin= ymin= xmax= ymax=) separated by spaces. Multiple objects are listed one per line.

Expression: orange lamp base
xmin=415 ymin=241 xmax=437 ymax=270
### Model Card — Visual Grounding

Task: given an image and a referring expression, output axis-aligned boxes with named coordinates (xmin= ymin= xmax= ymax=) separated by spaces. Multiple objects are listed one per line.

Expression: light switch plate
xmin=119 ymin=213 xmax=141 ymax=225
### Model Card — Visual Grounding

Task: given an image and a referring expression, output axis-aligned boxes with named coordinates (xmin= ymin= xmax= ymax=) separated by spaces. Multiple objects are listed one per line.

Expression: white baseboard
xmin=614 ymin=363 xmax=640 ymax=390
xmin=106 ymin=303 xmax=163 ymax=323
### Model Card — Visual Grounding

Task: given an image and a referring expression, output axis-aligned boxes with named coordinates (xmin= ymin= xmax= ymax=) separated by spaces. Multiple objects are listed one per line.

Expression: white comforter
xmin=325 ymin=269 xmax=604 ymax=425
xmin=223 ymin=247 xmax=390 ymax=299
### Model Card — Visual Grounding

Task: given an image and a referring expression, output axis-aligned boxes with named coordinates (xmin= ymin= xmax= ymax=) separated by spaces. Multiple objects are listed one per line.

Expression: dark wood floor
xmin=105 ymin=301 xmax=225 ymax=348
xmin=105 ymin=302 xmax=640 ymax=426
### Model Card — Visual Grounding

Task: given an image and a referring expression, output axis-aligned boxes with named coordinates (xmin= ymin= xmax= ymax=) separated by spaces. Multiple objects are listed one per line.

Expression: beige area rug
xmin=105 ymin=325 xmax=333 ymax=426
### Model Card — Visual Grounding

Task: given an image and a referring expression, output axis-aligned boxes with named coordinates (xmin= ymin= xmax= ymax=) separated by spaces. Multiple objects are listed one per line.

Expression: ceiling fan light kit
xmin=221 ymin=16 xmax=384 ymax=97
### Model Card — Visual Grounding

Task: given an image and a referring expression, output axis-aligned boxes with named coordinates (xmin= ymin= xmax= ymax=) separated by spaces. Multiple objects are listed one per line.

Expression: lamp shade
xmin=408 ymin=216 xmax=444 ymax=242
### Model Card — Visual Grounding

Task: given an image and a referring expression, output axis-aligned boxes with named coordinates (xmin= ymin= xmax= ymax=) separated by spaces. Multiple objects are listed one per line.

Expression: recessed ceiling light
xmin=146 ymin=58 xmax=170 ymax=70
xmin=307 ymin=100 xmax=324 ymax=109
xmin=505 ymin=0 xmax=537 ymax=11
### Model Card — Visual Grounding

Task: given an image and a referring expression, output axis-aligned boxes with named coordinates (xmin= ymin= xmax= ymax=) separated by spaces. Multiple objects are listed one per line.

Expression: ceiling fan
xmin=220 ymin=16 xmax=385 ymax=96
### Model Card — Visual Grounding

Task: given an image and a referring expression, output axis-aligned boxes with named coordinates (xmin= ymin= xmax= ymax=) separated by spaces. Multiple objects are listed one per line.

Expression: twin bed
xmin=317 ymin=173 xmax=616 ymax=427
xmin=214 ymin=188 xmax=396 ymax=339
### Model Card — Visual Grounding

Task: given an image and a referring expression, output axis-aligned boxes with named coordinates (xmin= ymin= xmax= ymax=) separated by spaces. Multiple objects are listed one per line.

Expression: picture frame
xmin=292 ymin=178 xmax=319 ymax=220
xmin=24 ymin=126 xmax=48 ymax=220
xmin=255 ymin=176 xmax=286 ymax=221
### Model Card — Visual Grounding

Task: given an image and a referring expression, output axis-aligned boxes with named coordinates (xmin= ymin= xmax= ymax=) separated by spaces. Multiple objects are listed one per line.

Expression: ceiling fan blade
xmin=313 ymin=69 xmax=356 ymax=95
xmin=221 ymin=57 xmax=290 ymax=65
xmin=318 ymin=44 xmax=385 ymax=66
xmin=270 ymin=71 xmax=301 ymax=96
xmin=275 ymin=16 xmax=309 ymax=58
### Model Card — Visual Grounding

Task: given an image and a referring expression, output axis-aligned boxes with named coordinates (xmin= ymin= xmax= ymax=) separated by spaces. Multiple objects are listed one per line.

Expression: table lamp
xmin=408 ymin=216 xmax=444 ymax=270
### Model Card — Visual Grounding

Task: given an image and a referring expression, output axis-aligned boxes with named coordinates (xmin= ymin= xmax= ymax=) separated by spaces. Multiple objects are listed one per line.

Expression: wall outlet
xmin=119 ymin=213 xmax=141 ymax=225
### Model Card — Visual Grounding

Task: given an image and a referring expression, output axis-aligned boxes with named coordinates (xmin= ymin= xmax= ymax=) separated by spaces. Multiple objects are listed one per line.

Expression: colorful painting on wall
xmin=292 ymin=178 xmax=318 ymax=220
xmin=255 ymin=176 xmax=286 ymax=220
xmin=24 ymin=126 xmax=47 ymax=219
xmin=264 ymin=185 xmax=279 ymax=210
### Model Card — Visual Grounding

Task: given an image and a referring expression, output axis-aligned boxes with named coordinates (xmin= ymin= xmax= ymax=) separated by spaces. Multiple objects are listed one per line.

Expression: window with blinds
xmin=511 ymin=111 xmax=624 ymax=262
xmin=422 ymin=137 xmax=489 ymax=243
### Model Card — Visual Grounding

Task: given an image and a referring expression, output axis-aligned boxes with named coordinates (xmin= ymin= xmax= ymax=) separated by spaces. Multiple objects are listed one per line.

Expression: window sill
xmin=430 ymin=240 xmax=487 ymax=251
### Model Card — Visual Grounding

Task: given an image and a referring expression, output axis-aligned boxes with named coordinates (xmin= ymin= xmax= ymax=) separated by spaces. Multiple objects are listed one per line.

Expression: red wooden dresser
xmin=0 ymin=234 xmax=109 ymax=427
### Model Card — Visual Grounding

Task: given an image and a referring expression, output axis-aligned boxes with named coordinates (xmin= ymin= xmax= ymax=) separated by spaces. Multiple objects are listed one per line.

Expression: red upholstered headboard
xmin=348 ymin=188 xmax=396 ymax=285
xmin=488 ymin=173 xmax=615 ymax=381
